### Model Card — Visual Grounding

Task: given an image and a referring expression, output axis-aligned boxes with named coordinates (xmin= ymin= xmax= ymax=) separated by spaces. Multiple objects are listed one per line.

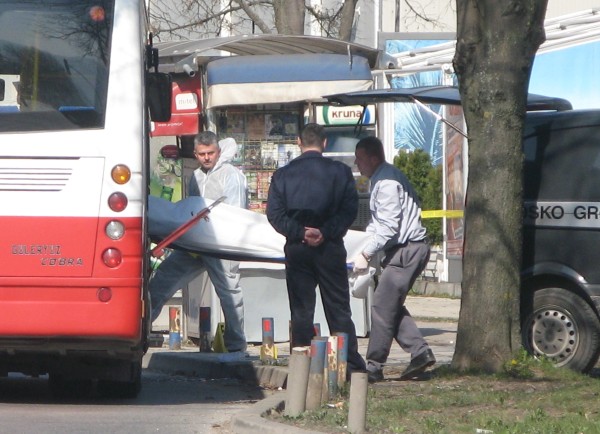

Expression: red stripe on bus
xmin=0 ymin=285 xmax=142 ymax=338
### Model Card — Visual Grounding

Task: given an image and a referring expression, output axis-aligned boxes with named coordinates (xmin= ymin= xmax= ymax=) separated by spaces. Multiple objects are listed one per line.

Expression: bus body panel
xmin=2 ymin=215 xmax=143 ymax=278
xmin=0 ymin=283 xmax=142 ymax=338
xmin=0 ymin=0 xmax=150 ymax=389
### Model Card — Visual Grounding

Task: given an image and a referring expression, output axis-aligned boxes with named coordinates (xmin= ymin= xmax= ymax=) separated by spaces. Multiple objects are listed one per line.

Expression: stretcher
xmin=151 ymin=196 xmax=226 ymax=258
xmin=147 ymin=195 xmax=376 ymax=297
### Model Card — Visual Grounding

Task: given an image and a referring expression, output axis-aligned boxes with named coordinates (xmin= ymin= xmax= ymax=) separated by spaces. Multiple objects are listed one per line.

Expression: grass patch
xmin=268 ymin=360 xmax=600 ymax=433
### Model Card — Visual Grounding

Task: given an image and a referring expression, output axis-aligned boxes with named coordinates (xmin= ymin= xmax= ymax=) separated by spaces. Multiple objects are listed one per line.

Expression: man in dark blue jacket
xmin=266 ymin=123 xmax=366 ymax=374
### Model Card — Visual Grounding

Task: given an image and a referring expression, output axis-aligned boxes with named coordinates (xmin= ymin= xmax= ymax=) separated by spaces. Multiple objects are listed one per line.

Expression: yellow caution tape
xmin=421 ymin=210 xmax=464 ymax=219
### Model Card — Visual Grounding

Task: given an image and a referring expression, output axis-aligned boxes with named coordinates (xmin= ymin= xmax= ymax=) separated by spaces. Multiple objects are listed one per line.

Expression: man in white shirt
xmin=353 ymin=136 xmax=435 ymax=382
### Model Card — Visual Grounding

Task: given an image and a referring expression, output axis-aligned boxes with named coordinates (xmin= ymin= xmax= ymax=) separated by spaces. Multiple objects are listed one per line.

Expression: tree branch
xmin=233 ymin=0 xmax=272 ymax=34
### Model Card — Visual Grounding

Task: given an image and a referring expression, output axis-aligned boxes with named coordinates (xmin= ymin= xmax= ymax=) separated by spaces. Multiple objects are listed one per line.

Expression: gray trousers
xmin=149 ymin=249 xmax=246 ymax=352
xmin=366 ymin=241 xmax=430 ymax=371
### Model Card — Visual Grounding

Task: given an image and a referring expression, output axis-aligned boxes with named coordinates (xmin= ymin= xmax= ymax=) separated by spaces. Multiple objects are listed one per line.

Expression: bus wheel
xmin=97 ymin=361 xmax=142 ymax=399
xmin=522 ymin=287 xmax=600 ymax=373
xmin=49 ymin=374 xmax=93 ymax=399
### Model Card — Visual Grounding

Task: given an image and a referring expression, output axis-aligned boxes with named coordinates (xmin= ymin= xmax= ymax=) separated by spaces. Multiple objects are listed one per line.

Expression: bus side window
xmin=147 ymin=72 xmax=172 ymax=123
xmin=0 ymin=79 xmax=4 ymax=101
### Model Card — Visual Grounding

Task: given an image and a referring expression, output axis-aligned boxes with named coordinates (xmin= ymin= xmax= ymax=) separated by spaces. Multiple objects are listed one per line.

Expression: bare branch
xmin=149 ymin=0 xmax=273 ymax=40
xmin=233 ymin=0 xmax=272 ymax=34
xmin=305 ymin=4 xmax=343 ymax=38
xmin=403 ymin=0 xmax=448 ymax=29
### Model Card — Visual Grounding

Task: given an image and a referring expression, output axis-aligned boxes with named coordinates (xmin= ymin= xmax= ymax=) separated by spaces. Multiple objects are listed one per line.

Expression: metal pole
xmin=289 ymin=320 xmax=292 ymax=354
xmin=336 ymin=332 xmax=348 ymax=388
xmin=199 ymin=306 xmax=211 ymax=352
xmin=313 ymin=323 xmax=321 ymax=337
xmin=327 ymin=336 xmax=338 ymax=400
xmin=212 ymin=322 xmax=226 ymax=353
xmin=168 ymin=306 xmax=181 ymax=350
xmin=305 ymin=338 xmax=327 ymax=410
xmin=260 ymin=317 xmax=277 ymax=362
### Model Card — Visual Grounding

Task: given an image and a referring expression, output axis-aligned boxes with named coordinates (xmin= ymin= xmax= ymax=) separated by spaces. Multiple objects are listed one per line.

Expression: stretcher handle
xmin=151 ymin=196 xmax=226 ymax=258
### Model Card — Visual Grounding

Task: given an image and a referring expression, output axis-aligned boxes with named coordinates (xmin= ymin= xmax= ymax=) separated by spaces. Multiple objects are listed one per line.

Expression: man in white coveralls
xmin=149 ymin=131 xmax=248 ymax=354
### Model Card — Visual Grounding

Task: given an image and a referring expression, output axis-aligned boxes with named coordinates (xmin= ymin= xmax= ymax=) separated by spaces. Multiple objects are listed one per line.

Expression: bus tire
xmin=521 ymin=287 xmax=600 ymax=373
xmin=49 ymin=373 xmax=93 ymax=399
xmin=97 ymin=360 xmax=142 ymax=399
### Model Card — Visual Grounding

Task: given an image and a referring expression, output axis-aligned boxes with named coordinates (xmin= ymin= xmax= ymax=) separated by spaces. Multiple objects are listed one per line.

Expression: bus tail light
xmin=102 ymin=248 xmax=122 ymax=268
xmin=108 ymin=192 xmax=128 ymax=212
xmin=111 ymin=164 xmax=131 ymax=185
xmin=97 ymin=287 xmax=112 ymax=302
xmin=105 ymin=220 xmax=125 ymax=240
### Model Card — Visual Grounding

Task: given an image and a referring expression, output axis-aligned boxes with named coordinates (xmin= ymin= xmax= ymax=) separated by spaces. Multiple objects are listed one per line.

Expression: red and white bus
xmin=0 ymin=0 xmax=170 ymax=397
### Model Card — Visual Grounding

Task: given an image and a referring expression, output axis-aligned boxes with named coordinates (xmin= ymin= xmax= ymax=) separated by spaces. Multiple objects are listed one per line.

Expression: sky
xmin=529 ymin=40 xmax=600 ymax=109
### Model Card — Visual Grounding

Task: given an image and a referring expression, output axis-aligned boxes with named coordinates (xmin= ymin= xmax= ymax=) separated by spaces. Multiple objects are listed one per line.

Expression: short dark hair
xmin=300 ymin=123 xmax=326 ymax=148
xmin=356 ymin=136 xmax=385 ymax=160
xmin=195 ymin=131 xmax=218 ymax=146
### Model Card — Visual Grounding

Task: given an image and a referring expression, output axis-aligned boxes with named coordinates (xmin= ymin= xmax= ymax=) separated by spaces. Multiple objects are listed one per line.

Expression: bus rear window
xmin=0 ymin=1 xmax=114 ymax=131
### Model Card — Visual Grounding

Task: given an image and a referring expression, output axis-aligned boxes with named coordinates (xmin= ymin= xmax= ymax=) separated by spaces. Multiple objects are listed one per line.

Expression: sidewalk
xmin=143 ymin=296 xmax=460 ymax=433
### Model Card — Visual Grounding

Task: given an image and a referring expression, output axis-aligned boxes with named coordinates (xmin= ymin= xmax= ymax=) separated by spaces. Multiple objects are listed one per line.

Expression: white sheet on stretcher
xmin=148 ymin=195 xmax=375 ymax=261
xmin=148 ymin=196 xmax=376 ymax=297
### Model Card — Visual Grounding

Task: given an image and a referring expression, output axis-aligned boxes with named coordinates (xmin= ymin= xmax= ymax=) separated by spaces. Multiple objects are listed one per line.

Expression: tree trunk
xmin=338 ymin=0 xmax=359 ymax=41
xmin=451 ymin=0 xmax=547 ymax=372
xmin=273 ymin=0 xmax=305 ymax=35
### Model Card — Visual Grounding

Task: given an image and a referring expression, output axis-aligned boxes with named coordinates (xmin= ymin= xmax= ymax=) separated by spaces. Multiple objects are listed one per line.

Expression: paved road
xmin=0 ymin=370 xmax=272 ymax=434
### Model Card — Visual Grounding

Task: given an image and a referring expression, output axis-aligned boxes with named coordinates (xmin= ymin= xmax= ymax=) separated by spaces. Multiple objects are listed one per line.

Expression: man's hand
xmin=304 ymin=227 xmax=324 ymax=247
xmin=352 ymin=253 xmax=369 ymax=273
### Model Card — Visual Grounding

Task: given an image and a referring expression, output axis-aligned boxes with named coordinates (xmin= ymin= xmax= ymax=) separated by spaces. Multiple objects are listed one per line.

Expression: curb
xmin=144 ymin=350 xmax=289 ymax=389
xmin=231 ymin=393 xmax=322 ymax=434
xmin=144 ymin=350 xmax=302 ymax=433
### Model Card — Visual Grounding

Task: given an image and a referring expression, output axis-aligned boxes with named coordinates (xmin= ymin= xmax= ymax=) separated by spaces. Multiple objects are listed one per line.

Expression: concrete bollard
xmin=327 ymin=336 xmax=338 ymax=400
xmin=199 ymin=306 xmax=211 ymax=352
xmin=305 ymin=338 xmax=327 ymax=410
xmin=168 ymin=306 xmax=181 ymax=350
xmin=335 ymin=332 xmax=348 ymax=388
xmin=348 ymin=371 xmax=368 ymax=434
xmin=285 ymin=346 xmax=310 ymax=417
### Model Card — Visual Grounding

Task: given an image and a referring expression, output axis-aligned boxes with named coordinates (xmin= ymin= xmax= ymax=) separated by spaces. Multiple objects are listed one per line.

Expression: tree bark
xmin=338 ymin=0 xmax=359 ymax=41
xmin=273 ymin=0 xmax=305 ymax=35
xmin=451 ymin=0 xmax=547 ymax=372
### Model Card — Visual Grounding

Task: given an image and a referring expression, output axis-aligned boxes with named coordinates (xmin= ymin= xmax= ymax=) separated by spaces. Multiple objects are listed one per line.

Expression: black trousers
xmin=284 ymin=239 xmax=366 ymax=372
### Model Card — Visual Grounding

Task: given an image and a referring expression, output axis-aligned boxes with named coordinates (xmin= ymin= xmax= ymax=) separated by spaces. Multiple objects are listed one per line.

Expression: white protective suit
xmin=149 ymin=137 xmax=248 ymax=352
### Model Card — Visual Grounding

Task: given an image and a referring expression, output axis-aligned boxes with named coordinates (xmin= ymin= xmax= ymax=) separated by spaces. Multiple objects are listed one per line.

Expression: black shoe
xmin=367 ymin=369 xmax=384 ymax=383
xmin=401 ymin=349 xmax=436 ymax=379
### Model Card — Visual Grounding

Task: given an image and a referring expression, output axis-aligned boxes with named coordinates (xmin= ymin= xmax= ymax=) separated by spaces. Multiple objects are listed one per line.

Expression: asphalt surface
xmin=143 ymin=295 xmax=460 ymax=433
